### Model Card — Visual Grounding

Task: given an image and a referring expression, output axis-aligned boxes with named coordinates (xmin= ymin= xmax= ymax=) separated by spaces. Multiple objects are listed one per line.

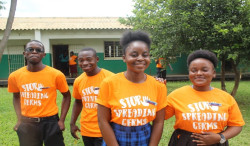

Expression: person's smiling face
xmin=189 ymin=58 xmax=216 ymax=91
xmin=78 ymin=50 xmax=99 ymax=75
xmin=123 ymin=41 xmax=150 ymax=74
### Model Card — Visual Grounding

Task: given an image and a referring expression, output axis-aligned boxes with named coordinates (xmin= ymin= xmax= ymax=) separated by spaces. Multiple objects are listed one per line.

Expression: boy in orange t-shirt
xmin=70 ymin=48 xmax=114 ymax=146
xmin=8 ymin=40 xmax=71 ymax=146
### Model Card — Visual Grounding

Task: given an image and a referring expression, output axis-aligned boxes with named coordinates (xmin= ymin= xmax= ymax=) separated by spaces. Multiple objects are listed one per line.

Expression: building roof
xmin=0 ymin=17 xmax=132 ymax=30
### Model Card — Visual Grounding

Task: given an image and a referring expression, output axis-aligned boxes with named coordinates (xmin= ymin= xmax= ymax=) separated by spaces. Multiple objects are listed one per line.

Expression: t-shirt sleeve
xmin=104 ymin=70 xmax=115 ymax=77
xmin=156 ymin=84 xmax=167 ymax=111
xmin=96 ymin=79 xmax=111 ymax=108
xmin=56 ymin=72 xmax=69 ymax=93
xmin=165 ymin=94 xmax=175 ymax=120
xmin=8 ymin=73 xmax=19 ymax=93
xmin=227 ymin=98 xmax=245 ymax=126
xmin=72 ymin=79 xmax=81 ymax=99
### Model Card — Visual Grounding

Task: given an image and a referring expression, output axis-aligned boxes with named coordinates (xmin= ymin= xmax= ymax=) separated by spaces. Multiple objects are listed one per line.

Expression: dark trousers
xmin=17 ymin=115 xmax=64 ymax=146
xmin=59 ymin=62 xmax=69 ymax=76
xmin=157 ymin=68 xmax=166 ymax=79
xmin=82 ymin=136 xmax=103 ymax=146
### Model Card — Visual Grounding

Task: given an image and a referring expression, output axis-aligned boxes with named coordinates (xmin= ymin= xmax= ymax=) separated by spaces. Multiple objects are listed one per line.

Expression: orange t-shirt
xmin=165 ymin=86 xmax=245 ymax=133
xmin=96 ymin=72 xmax=167 ymax=127
xmin=69 ymin=55 xmax=77 ymax=65
xmin=8 ymin=66 xmax=69 ymax=117
xmin=73 ymin=69 xmax=114 ymax=137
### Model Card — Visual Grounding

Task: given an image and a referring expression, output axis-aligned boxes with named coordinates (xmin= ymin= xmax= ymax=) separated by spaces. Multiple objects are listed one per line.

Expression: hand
xmin=13 ymin=121 xmax=21 ymax=131
xmin=155 ymin=77 xmax=166 ymax=84
xmin=191 ymin=132 xmax=221 ymax=146
xmin=58 ymin=120 xmax=65 ymax=131
xmin=70 ymin=124 xmax=81 ymax=139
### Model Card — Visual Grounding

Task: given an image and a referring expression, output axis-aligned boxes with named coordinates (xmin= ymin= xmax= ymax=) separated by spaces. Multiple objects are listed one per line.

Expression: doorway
xmin=53 ymin=45 xmax=69 ymax=76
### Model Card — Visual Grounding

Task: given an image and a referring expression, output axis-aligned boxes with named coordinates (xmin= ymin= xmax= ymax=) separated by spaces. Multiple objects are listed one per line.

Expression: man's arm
xmin=58 ymin=90 xmax=71 ymax=131
xmin=13 ymin=93 xmax=21 ymax=131
xmin=155 ymin=59 xmax=159 ymax=64
xmin=70 ymin=99 xmax=82 ymax=139
xmin=168 ymin=63 xmax=173 ymax=71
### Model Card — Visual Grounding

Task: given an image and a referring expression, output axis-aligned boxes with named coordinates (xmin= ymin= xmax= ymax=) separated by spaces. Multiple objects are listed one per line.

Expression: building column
xmin=34 ymin=30 xmax=41 ymax=41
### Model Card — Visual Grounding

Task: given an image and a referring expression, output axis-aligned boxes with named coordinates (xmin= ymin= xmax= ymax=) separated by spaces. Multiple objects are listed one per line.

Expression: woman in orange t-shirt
xmin=165 ymin=50 xmax=245 ymax=146
xmin=97 ymin=31 xmax=167 ymax=146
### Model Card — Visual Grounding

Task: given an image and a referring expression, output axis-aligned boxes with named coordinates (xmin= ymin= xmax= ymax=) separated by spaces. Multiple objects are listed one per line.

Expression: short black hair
xmin=70 ymin=51 xmax=74 ymax=54
xmin=79 ymin=47 xmax=97 ymax=57
xmin=187 ymin=50 xmax=218 ymax=68
xmin=26 ymin=40 xmax=45 ymax=51
xmin=120 ymin=30 xmax=151 ymax=54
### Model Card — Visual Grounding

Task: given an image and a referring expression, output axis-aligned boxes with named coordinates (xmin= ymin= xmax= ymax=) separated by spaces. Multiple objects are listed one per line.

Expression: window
xmin=104 ymin=41 xmax=122 ymax=59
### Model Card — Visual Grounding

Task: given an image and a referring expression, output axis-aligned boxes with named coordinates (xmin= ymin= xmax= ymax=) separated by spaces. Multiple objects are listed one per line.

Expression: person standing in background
xmin=8 ymin=40 xmax=71 ymax=146
xmin=155 ymin=57 xmax=173 ymax=79
xmin=69 ymin=51 xmax=78 ymax=78
xmin=59 ymin=51 xmax=69 ymax=76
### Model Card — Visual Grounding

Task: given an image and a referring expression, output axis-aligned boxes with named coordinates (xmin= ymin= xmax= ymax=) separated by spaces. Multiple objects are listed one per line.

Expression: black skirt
xmin=168 ymin=129 xmax=229 ymax=146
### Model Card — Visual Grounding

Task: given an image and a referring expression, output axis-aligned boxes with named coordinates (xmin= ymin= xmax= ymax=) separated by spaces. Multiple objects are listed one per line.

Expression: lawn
xmin=0 ymin=81 xmax=249 ymax=146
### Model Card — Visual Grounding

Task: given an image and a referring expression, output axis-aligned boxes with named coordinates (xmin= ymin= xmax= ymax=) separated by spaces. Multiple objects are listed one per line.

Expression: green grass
xmin=0 ymin=81 xmax=249 ymax=146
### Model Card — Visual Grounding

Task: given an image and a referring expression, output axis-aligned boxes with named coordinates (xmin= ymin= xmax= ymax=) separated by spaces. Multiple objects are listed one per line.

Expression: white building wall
xmin=1 ymin=29 xmax=125 ymax=54
xmin=43 ymin=29 xmax=123 ymax=53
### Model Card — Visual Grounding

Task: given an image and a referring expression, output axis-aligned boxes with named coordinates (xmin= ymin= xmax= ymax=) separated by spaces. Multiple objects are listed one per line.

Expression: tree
xmin=120 ymin=0 xmax=250 ymax=96
xmin=120 ymin=0 xmax=181 ymax=62
xmin=0 ymin=0 xmax=17 ymax=62
xmin=0 ymin=1 xmax=5 ymax=10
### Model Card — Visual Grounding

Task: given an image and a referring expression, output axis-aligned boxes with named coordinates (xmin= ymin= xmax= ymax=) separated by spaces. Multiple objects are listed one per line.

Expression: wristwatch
xmin=219 ymin=133 xmax=226 ymax=144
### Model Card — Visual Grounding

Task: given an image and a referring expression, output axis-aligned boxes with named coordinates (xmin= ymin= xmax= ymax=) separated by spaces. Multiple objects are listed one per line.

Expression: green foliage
xmin=1 ymin=81 xmax=250 ymax=145
xmin=0 ymin=1 xmax=5 ymax=11
xmin=120 ymin=0 xmax=179 ymax=63
xmin=120 ymin=0 xmax=250 ymax=66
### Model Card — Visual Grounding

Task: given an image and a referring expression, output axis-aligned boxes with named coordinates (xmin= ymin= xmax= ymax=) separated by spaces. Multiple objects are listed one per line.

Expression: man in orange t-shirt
xmin=69 ymin=51 xmax=78 ymax=78
xmin=8 ymin=40 xmax=71 ymax=146
xmin=70 ymin=48 xmax=114 ymax=146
